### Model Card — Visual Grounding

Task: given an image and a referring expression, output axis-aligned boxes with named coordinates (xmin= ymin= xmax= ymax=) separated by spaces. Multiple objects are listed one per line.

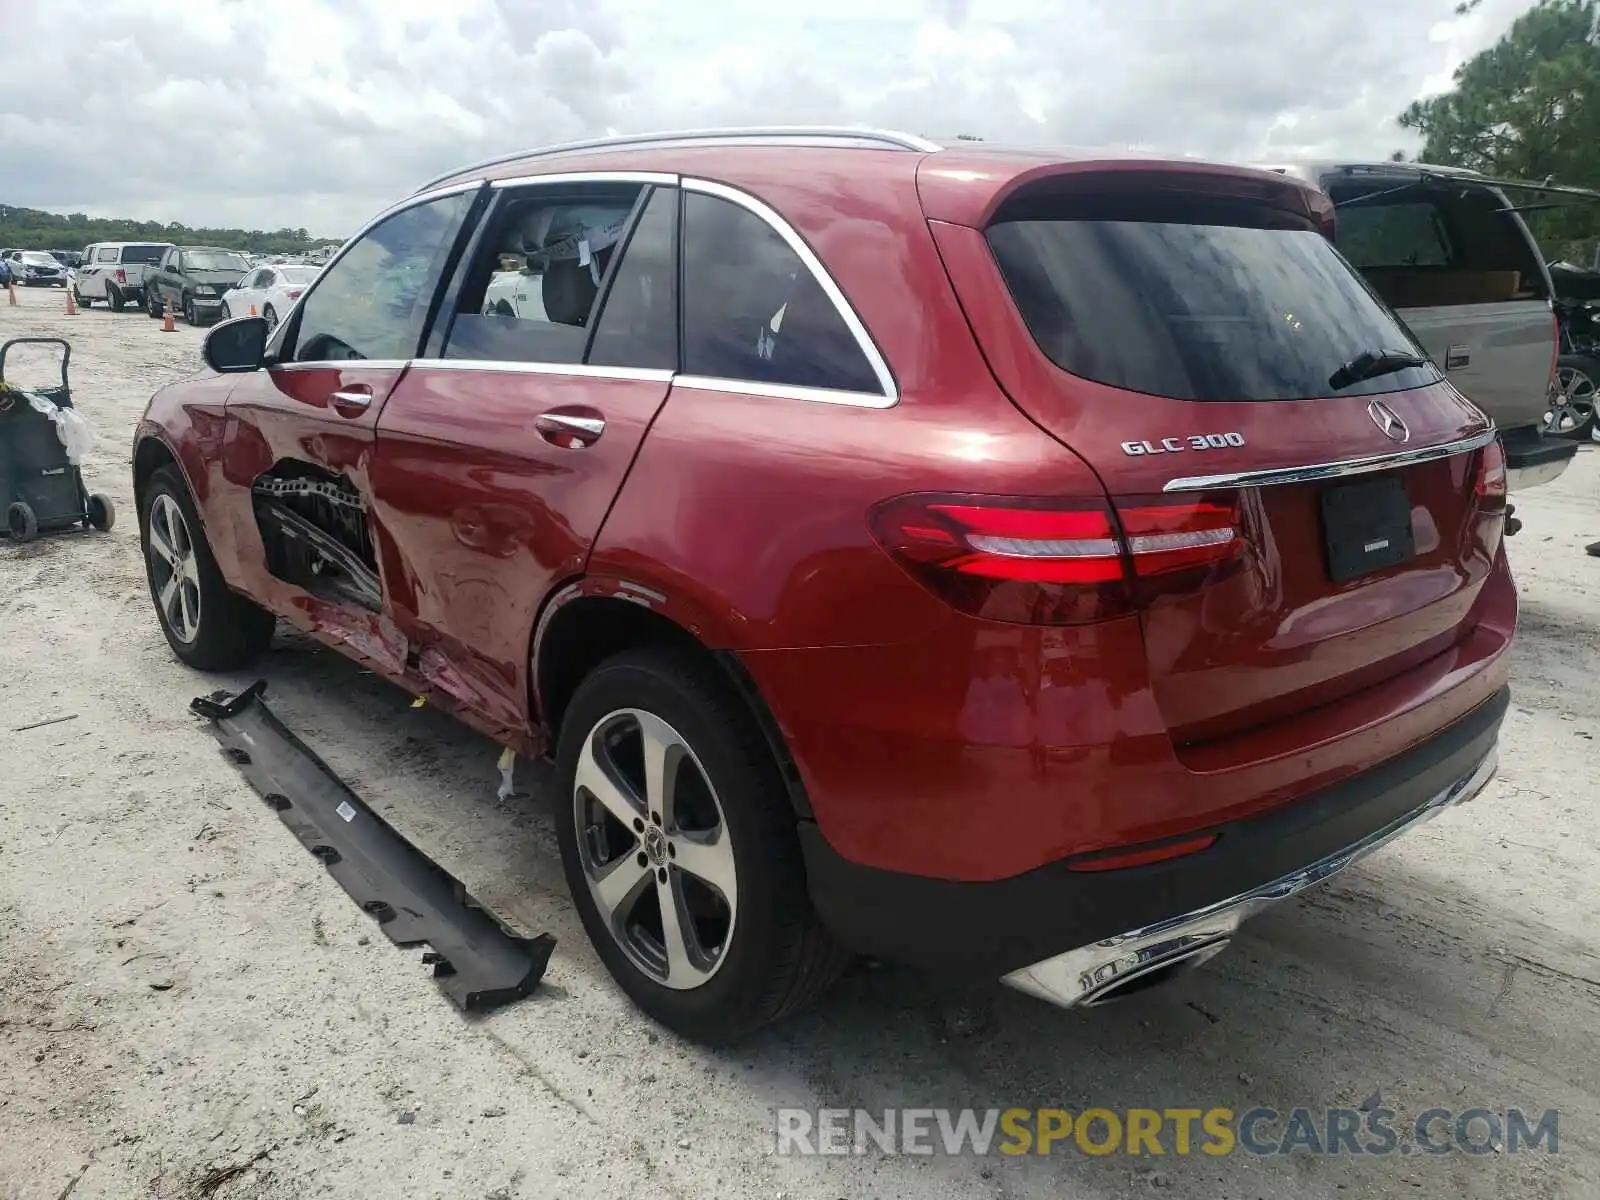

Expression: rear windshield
xmin=186 ymin=251 xmax=251 ymax=272
xmin=120 ymin=244 xmax=167 ymax=264
xmin=279 ymin=266 xmax=319 ymax=284
xmin=987 ymin=209 xmax=1440 ymax=402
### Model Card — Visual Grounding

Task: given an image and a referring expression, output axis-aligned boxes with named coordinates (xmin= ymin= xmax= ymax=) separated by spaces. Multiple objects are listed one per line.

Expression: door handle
xmin=330 ymin=386 xmax=373 ymax=416
xmin=535 ymin=411 xmax=605 ymax=447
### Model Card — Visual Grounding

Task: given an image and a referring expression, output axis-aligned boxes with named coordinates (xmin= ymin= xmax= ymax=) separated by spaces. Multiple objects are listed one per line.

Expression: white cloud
xmin=0 ymin=0 xmax=1544 ymax=237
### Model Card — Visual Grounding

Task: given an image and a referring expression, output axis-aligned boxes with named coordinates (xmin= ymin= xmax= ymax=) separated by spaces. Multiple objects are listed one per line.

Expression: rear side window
xmin=587 ymin=186 xmax=678 ymax=371
xmin=681 ymin=191 xmax=880 ymax=394
xmin=95 ymin=247 xmax=119 ymax=263
xmin=988 ymin=207 xmax=1440 ymax=402
xmin=442 ymin=182 xmax=644 ymax=365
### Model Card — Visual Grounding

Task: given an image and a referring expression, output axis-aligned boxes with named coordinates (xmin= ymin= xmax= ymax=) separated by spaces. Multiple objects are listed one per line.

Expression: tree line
xmin=1399 ymin=0 xmax=1600 ymax=264
xmin=0 ymin=203 xmax=341 ymax=255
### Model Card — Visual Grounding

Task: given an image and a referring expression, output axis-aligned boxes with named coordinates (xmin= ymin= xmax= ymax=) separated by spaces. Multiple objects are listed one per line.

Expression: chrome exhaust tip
xmin=1001 ymin=749 xmax=1498 ymax=1011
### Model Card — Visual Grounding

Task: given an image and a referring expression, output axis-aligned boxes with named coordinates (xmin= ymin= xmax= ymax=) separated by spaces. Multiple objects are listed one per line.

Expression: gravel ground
xmin=2 ymin=281 xmax=1599 ymax=1199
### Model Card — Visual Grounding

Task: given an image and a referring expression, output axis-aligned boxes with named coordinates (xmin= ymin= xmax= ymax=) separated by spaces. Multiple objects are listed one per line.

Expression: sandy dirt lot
xmin=1 ymin=281 xmax=1598 ymax=1199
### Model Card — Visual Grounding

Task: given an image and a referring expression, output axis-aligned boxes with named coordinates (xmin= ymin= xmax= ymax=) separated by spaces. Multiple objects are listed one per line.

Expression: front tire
xmin=263 ymin=304 xmax=279 ymax=332
xmin=1545 ymin=355 xmax=1599 ymax=439
xmin=220 ymin=301 xmax=232 ymax=320
xmin=86 ymin=493 xmax=115 ymax=532
xmin=183 ymin=297 xmax=198 ymax=326
xmin=139 ymin=466 xmax=275 ymax=670
xmin=73 ymin=287 xmax=91 ymax=310
xmin=555 ymin=646 xmax=848 ymax=1042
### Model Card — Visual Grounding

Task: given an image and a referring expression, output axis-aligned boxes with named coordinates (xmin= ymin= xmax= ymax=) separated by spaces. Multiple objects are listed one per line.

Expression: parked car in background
xmin=1544 ymin=258 xmax=1600 ymax=440
xmin=220 ymin=263 xmax=321 ymax=329
xmin=135 ymin=130 xmax=1513 ymax=1040
xmin=74 ymin=242 xmax=173 ymax=311
xmin=144 ymin=246 xmax=253 ymax=326
xmin=1260 ymin=160 xmax=1576 ymax=492
xmin=50 ymin=249 xmax=84 ymax=269
xmin=3 ymin=249 xmax=69 ymax=287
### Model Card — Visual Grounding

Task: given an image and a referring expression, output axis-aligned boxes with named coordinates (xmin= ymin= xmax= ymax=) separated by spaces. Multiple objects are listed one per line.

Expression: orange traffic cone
xmin=65 ymin=289 xmax=78 ymax=316
xmin=249 ymin=303 xmax=257 ymax=316
xmin=161 ymin=307 xmax=176 ymax=333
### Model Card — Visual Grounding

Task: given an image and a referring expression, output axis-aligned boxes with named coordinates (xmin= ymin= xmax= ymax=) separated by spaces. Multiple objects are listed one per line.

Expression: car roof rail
xmin=413 ymin=126 xmax=943 ymax=193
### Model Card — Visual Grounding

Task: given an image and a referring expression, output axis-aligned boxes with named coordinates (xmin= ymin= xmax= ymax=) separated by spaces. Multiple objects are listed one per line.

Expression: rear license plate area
xmin=1320 ymin=476 xmax=1415 ymax=582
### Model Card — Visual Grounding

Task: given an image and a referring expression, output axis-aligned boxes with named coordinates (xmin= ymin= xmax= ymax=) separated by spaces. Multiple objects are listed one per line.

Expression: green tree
xmin=1397 ymin=0 xmax=1600 ymax=261
xmin=0 ymin=203 xmax=342 ymax=256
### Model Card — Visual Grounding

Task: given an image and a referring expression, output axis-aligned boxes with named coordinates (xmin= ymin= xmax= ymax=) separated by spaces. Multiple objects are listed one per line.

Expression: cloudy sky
xmin=0 ymin=0 xmax=1537 ymax=237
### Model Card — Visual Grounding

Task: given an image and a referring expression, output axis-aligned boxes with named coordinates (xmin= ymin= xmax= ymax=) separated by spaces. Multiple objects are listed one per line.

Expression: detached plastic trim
xmin=192 ymin=681 xmax=555 ymax=1012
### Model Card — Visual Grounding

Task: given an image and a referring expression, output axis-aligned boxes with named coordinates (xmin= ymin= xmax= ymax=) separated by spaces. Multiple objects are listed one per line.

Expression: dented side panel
xmin=217 ymin=364 xmax=408 ymax=665
xmin=369 ymin=367 xmax=673 ymax=730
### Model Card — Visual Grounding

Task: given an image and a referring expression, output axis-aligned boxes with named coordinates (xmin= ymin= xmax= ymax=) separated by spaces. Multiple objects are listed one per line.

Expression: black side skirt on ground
xmin=192 ymin=681 xmax=555 ymax=1012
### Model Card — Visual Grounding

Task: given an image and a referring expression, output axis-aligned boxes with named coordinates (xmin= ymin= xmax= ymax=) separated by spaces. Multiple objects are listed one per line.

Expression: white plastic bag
xmin=22 ymin=389 xmax=96 ymax=464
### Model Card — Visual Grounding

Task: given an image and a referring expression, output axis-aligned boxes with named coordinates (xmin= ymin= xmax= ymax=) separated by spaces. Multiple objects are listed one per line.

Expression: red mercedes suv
xmin=134 ymin=128 xmax=1513 ymax=1040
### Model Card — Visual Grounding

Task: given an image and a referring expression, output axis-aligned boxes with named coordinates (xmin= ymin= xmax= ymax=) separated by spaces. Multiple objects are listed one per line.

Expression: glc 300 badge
xmin=1121 ymin=432 xmax=1246 ymax=456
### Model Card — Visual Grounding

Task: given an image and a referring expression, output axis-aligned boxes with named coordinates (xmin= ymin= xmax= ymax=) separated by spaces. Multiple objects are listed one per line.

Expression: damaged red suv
xmin=134 ymin=128 xmax=1513 ymax=1040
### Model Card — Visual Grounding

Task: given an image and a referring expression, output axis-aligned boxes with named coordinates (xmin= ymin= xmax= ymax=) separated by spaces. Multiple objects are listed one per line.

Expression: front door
xmin=368 ymin=178 xmax=680 ymax=728
xmin=211 ymin=186 xmax=479 ymax=671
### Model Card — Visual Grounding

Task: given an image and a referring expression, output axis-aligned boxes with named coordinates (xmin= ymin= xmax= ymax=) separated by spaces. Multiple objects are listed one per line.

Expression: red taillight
xmin=115 ymin=268 xmax=126 ymax=283
xmin=868 ymin=492 xmax=1243 ymax=625
xmin=286 ymin=289 xmax=302 ymax=301
xmin=1474 ymin=439 xmax=1507 ymax=513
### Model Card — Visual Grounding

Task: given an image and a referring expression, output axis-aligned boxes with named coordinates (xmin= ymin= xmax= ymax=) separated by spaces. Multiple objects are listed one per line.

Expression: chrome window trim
xmin=1162 ymin=427 xmax=1497 ymax=492
xmin=272 ymin=359 xmax=412 ymax=372
xmin=682 ymin=176 xmax=898 ymax=404
xmin=411 ymin=359 xmax=675 ymax=384
xmin=673 ymin=374 xmax=894 ymax=410
xmin=491 ymin=170 xmax=679 ymax=190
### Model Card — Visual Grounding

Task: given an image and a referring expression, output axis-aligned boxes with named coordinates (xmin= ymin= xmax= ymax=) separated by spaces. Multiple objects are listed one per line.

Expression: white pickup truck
xmin=73 ymin=242 xmax=174 ymax=312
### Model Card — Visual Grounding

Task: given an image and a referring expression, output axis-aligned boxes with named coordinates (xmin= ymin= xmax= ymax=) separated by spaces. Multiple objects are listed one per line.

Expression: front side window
xmin=681 ymin=191 xmax=880 ymax=394
xmin=442 ymin=182 xmax=643 ymax=365
xmin=288 ymin=190 xmax=474 ymax=364
xmin=988 ymin=200 xmax=1442 ymax=402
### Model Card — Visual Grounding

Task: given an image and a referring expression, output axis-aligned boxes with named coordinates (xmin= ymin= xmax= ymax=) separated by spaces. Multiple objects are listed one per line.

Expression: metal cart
xmin=0 ymin=337 xmax=115 ymax=541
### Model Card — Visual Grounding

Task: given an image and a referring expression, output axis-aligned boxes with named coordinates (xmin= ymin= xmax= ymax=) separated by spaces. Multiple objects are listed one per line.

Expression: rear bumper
xmin=799 ymin=685 xmax=1509 ymax=978
xmin=1501 ymin=424 xmax=1577 ymax=491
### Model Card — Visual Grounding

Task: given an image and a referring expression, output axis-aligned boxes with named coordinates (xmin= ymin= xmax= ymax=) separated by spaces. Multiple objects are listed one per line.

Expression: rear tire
xmin=555 ymin=646 xmax=849 ymax=1042
xmin=139 ymin=466 xmax=275 ymax=670
xmin=107 ymin=284 xmax=125 ymax=313
xmin=1546 ymin=355 xmax=1599 ymax=440
xmin=6 ymin=501 xmax=38 ymax=542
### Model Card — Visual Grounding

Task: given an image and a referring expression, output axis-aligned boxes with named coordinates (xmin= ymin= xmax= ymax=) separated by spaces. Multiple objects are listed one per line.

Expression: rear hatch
xmin=1321 ymin=168 xmax=1556 ymax=434
xmin=926 ymin=165 xmax=1504 ymax=748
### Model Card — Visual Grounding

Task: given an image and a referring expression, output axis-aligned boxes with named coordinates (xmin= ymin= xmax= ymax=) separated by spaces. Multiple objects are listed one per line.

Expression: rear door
xmin=368 ymin=175 xmax=678 ymax=727
xmin=1327 ymin=174 xmax=1556 ymax=434
xmin=213 ymin=186 xmax=479 ymax=667
xmin=930 ymin=171 xmax=1502 ymax=747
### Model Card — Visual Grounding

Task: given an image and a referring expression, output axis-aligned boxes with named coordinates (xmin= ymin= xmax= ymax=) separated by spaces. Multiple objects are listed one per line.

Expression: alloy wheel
xmin=147 ymin=493 xmax=201 ymax=643
xmin=573 ymin=708 xmax=738 ymax=990
xmin=1544 ymin=364 xmax=1597 ymax=435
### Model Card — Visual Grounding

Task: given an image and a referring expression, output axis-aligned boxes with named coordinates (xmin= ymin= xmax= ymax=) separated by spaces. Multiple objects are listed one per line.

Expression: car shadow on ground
xmin=215 ymin=626 xmax=1597 ymax=1195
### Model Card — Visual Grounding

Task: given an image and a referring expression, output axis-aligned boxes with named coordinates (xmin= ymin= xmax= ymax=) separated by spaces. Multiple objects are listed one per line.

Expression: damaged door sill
xmin=192 ymin=681 xmax=555 ymax=1012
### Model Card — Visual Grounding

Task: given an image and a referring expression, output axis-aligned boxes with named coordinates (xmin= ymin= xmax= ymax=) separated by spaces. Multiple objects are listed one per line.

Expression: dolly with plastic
xmin=0 ymin=337 xmax=115 ymax=542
